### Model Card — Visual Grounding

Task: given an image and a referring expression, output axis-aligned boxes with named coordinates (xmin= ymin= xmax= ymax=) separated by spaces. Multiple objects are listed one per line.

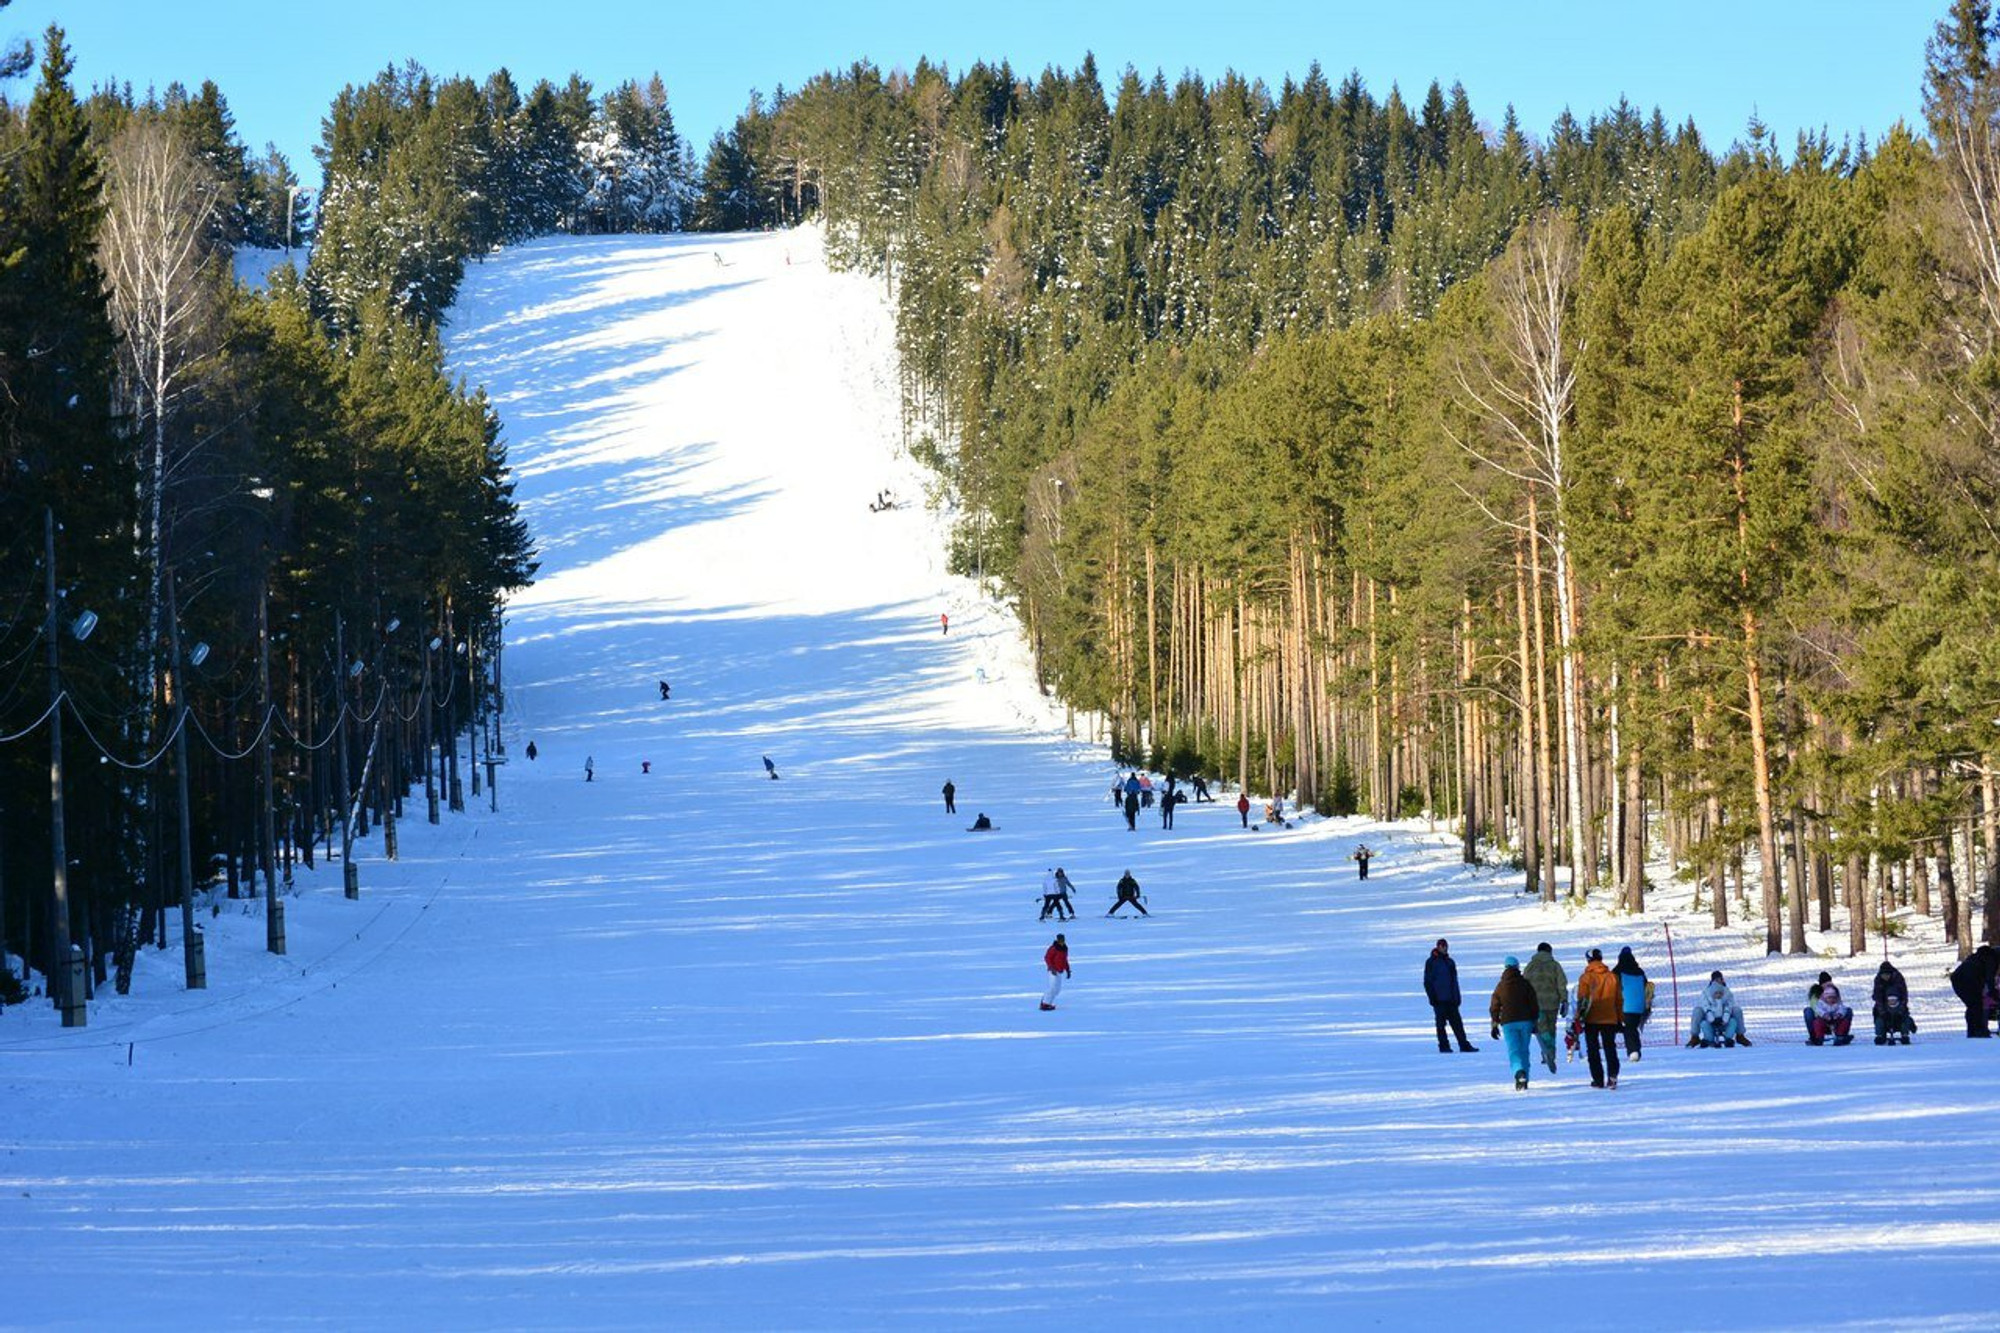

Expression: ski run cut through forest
xmin=4 ymin=228 xmax=1998 ymax=1329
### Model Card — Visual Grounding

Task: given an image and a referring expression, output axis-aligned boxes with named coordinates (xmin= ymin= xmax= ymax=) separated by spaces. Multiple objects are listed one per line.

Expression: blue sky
xmin=3 ymin=1 xmax=1945 ymax=184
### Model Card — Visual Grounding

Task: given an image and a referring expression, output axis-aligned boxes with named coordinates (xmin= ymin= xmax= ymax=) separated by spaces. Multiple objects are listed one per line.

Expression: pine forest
xmin=5 ymin=0 xmax=2000 ymax=1017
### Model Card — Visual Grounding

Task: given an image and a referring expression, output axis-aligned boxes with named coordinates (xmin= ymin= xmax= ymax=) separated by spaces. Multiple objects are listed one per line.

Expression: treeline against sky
xmin=701 ymin=7 xmax=2000 ymax=957
xmin=0 ymin=13 xmax=532 ymax=1001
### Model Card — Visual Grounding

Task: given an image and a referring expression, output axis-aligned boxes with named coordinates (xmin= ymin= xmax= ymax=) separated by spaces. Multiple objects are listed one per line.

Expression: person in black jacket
xmin=1109 ymin=870 xmax=1149 ymax=916
xmin=942 ymin=779 xmax=956 ymax=814
xmin=1950 ymin=944 xmax=1999 ymax=1038
xmin=1872 ymin=959 xmax=1914 ymax=1045
xmin=1424 ymin=939 xmax=1478 ymax=1053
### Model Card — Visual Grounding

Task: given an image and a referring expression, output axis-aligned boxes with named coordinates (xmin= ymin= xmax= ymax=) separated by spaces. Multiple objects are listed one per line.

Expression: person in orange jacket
xmin=1236 ymin=792 xmax=1251 ymax=829
xmin=1040 ymin=933 xmax=1070 ymax=1010
xmin=1574 ymin=948 xmax=1624 ymax=1089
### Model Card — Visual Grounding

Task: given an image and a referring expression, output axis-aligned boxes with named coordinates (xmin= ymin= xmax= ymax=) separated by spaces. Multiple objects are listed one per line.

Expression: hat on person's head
xmin=1818 ymin=971 xmax=1832 ymax=984
xmin=1710 ymin=970 xmax=1725 ymax=982
xmin=1504 ymin=955 xmax=1519 ymax=969
xmin=1436 ymin=938 xmax=1449 ymax=949
xmin=1536 ymin=942 xmax=1553 ymax=953
xmin=1587 ymin=947 xmax=1603 ymax=961
xmin=1054 ymin=933 xmax=1065 ymax=943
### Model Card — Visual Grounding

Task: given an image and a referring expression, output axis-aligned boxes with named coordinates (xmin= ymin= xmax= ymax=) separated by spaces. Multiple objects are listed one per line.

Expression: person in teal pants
xmin=1489 ymin=956 xmax=1542 ymax=1091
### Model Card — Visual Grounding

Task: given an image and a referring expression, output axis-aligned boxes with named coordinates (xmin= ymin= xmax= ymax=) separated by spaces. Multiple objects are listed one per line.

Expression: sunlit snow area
xmin=5 ymin=227 xmax=1996 ymax=1329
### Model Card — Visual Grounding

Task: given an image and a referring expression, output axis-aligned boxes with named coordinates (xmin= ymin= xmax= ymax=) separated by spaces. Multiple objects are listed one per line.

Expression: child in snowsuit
xmin=1041 ymin=934 xmax=1069 ymax=1010
xmin=1688 ymin=972 xmax=1745 ymax=1047
xmin=1521 ymin=942 xmax=1568 ymax=1073
xmin=1872 ymin=960 xmax=1915 ymax=1044
xmin=1489 ymin=957 xmax=1542 ymax=1090
xmin=1809 ymin=981 xmax=1855 ymax=1045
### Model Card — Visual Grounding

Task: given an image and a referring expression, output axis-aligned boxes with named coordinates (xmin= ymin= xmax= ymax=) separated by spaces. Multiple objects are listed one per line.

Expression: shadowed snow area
xmin=6 ymin=228 xmax=1997 ymax=1329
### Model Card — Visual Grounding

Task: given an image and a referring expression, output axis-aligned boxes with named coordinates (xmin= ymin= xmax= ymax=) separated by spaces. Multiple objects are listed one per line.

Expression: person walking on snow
xmin=584 ymin=756 xmax=594 ymax=783
xmin=1575 ymin=948 xmax=1623 ymax=1088
xmin=762 ymin=755 xmax=779 ymax=780
xmin=525 ymin=740 xmax=537 ymax=761
xmin=942 ymin=779 xmax=956 ymax=815
xmin=940 ymin=612 xmax=949 ymax=635
xmin=1160 ymin=788 xmax=1178 ymax=829
xmin=1490 ymin=957 xmax=1541 ymax=1090
xmin=1123 ymin=788 xmax=1140 ymax=831
xmin=1521 ymin=942 xmax=1568 ymax=1073
xmin=658 ymin=679 xmax=671 ymax=700
xmin=1424 ymin=939 xmax=1478 ymax=1053
xmin=1613 ymin=946 xmax=1650 ymax=1059
xmin=1109 ymin=870 xmax=1149 ymax=916
xmin=1351 ymin=845 xmax=1374 ymax=880
xmin=1041 ymin=934 xmax=1069 ymax=1010
xmin=1950 ymin=944 xmax=1999 ymax=1038
xmin=1236 ymin=792 xmax=1251 ymax=829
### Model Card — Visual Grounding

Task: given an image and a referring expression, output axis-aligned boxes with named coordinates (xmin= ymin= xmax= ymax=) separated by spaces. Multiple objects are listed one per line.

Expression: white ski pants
xmin=1043 ymin=971 xmax=1065 ymax=1005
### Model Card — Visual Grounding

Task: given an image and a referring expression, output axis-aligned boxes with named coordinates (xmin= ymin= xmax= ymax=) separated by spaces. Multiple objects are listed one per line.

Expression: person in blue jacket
xmin=1424 ymin=939 xmax=1478 ymax=1053
xmin=1613 ymin=946 xmax=1650 ymax=1059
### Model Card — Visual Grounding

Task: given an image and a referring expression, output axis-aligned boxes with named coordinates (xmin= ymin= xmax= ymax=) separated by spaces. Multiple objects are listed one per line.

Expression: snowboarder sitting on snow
xmin=1108 ymin=870 xmax=1148 ymax=916
xmin=1872 ymin=960 xmax=1915 ymax=1045
xmin=1808 ymin=980 xmax=1855 ymax=1046
xmin=968 ymin=812 xmax=994 ymax=831
xmin=1688 ymin=972 xmax=1747 ymax=1048
xmin=1801 ymin=971 xmax=1833 ymax=1036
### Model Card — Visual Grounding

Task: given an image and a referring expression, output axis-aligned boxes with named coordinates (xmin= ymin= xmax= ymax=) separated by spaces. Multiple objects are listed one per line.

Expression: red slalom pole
xmin=1663 ymin=921 xmax=1680 ymax=1047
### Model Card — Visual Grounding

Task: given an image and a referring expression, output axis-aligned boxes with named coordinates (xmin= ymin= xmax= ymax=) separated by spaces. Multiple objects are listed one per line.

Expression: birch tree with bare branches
xmin=98 ymin=118 xmax=227 ymax=670
xmin=1446 ymin=210 xmax=1592 ymax=898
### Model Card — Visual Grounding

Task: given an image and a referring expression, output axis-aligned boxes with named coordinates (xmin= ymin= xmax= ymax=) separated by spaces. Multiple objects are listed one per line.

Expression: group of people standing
xmin=1435 ymin=940 xmax=1659 ymax=1091
xmin=1436 ymin=938 xmax=2000 ymax=1093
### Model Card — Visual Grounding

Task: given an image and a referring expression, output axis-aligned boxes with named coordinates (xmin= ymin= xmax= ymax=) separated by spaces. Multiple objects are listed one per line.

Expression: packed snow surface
xmin=5 ymin=228 xmax=1997 ymax=1330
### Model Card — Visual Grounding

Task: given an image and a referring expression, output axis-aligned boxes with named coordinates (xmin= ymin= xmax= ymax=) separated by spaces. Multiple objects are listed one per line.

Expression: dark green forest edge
xmin=699 ymin=7 xmax=2000 ymax=959
xmin=3 ymin=4 xmax=2000 ymax=1011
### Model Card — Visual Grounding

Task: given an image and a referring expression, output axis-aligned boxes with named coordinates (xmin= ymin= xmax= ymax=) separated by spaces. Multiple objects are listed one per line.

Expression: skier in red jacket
xmin=1041 ymin=934 xmax=1069 ymax=1010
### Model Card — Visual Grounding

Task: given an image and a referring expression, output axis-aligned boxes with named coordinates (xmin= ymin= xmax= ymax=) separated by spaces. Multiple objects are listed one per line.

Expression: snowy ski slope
xmin=4 ymin=227 xmax=1996 ymax=1330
